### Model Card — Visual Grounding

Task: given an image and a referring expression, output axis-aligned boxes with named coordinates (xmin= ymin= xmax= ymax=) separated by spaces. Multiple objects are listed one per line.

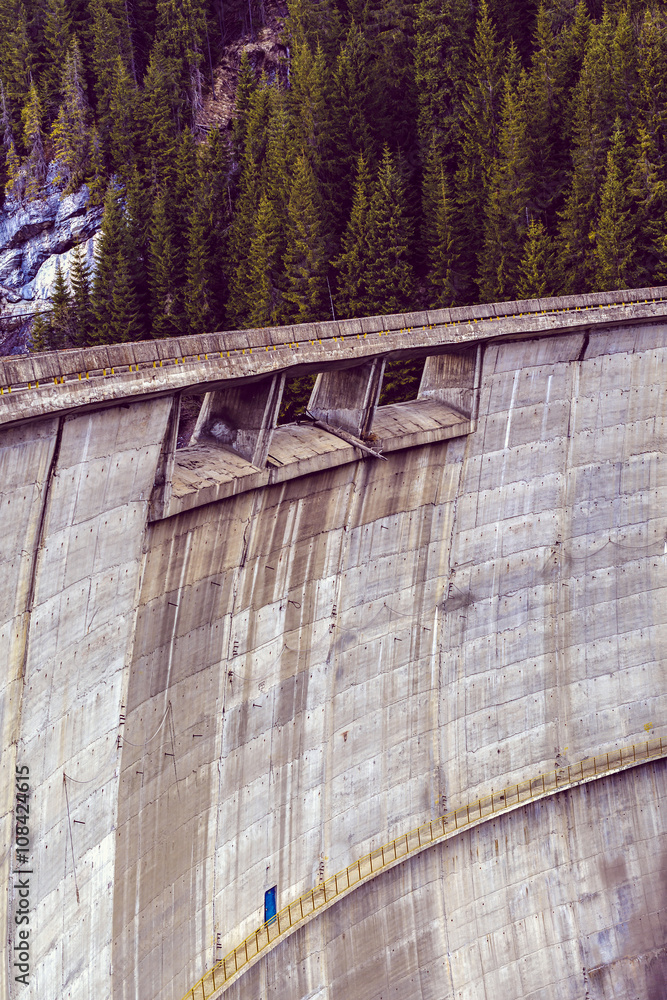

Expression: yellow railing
xmin=181 ymin=736 xmax=665 ymax=1000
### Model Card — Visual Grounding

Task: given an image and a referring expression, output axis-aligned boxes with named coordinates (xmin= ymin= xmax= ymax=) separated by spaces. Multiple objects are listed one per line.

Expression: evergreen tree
xmin=478 ymin=65 xmax=532 ymax=302
xmin=90 ymin=0 xmax=131 ymax=162
xmin=198 ymin=127 xmax=231 ymax=322
xmin=516 ymin=218 xmax=557 ymax=298
xmin=611 ymin=5 xmax=639 ymax=130
xmin=422 ymin=135 xmax=458 ymax=307
xmin=333 ymin=152 xmax=374 ymax=319
xmin=2 ymin=5 xmax=33 ymax=127
xmin=50 ymin=258 xmax=73 ymax=347
xmin=414 ymin=0 xmax=472 ymax=165
xmin=50 ymin=38 xmax=91 ymax=192
xmin=524 ymin=4 xmax=573 ymax=229
xmin=123 ymin=165 xmax=152 ymax=337
xmin=365 ymin=146 xmax=415 ymax=316
xmin=592 ymin=121 xmax=635 ymax=291
xmin=109 ymin=56 xmax=139 ymax=178
xmin=41 ymin=0 xmax=72 ymax=115
xmin=557 ymin=10 xmax=617 ymax=293
xmin=141 ymin=48 xmax=179 ymax=187
xmin=21 ymin=83 xmax=47 ymax=200
xmin=630 ymin=125 xmax=667 ymax=286
xmin=184 ymin=178 xmax=214 ymax=335
xmin=331 ymin=24 xmax=377 ymax=221
xmin=637 ymin=7 xmax=667 ymax=163
xmin=246 ymin=192 xmax=283 ymax=327
xmin=4 ymin=137 xmax=22 ymax=201
xmin=283 ymin=152 xmax=329 ymax=324
xmin=285 ymin=0 xmax=342 ymax=55
xmin=69 ymin=241 xmax=93 ymax=345
xmin=148 ymin=189 xmax=180 ymax=337
xmin=453 ymin=0 xmax=505 ymax=302
xmin=30 ymin=310 xmax=52 ymax=352
xmin=111 ymin=249 xmax=143 ymax=341
xmin=231 ymin=50 xmax=255 ymax=167
xmin=152 ymin=0 xmax=206 ymax=127
xmin=91 ymin=184 xmax=125 ymax=343
xmin=87 ymin=125 xmax=106 ymax=205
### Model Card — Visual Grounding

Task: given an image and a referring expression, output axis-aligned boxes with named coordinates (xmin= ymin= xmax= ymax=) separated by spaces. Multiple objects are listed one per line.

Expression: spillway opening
xmin=278 ymin=374 xmax=317 ymax=424
xmin=176 ymin=393 xmax=204 ymax=447
xmin=378 ymin=357 xmax=426 ymax=405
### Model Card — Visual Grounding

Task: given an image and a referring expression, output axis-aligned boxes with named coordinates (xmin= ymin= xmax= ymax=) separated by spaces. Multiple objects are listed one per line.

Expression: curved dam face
xmin=1 ymin=305 xmax=666 ymax=1000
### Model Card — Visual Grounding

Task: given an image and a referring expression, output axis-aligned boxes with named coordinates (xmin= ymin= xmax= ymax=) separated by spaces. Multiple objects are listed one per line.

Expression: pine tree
xmin=2 ymin=5 xmax=33 ymax=126
xmin=283 ymin=152 xmax=329 ymax=324
xmin=414 ymin=0 xmax=472 ymax=165
xmin=516 ymin=219 xmax=557 ymax=298
xmin=91 ymin=184 xmax=125 ymax=343
xmin=637 ymin=7 xmax=667 ymax=162
xmin=90 ymin=0 xmax=130 ymax=162
xmin=69 ymin=241 xmax=92 ymax=345
xmin=184 ymin=180 xmax=214 ymax=335
xmin=87 ymin=126 xmax=106 ymax=206
xmin=123 ymin=166 xmax=152 ymax=338
xmin=50 ymin=259 xmax=73 ymax=347
xmin=333 ymin=152 xmax=374 ymax=319
xmin=152 ymin=0 xmax=206 ymax=127
xmin=630 ymin=125 xmax=667 ymax=286
xmin=198 ymin=127 xmax=231 ymax=322
xmin=592 ymin=121 xmax=635 ymax=291
xmin=611 ymin=5 xmax=639 ymax=130
xmin=111 ymin=249 xmax=143 ymax=341
xmin=231 ymin=50 xmax=256 ymax=167
xmin=141 ymin=49 xmax=179 ymax=188
xmin=557 ymin=11 xmax=617 ymax=293
xmin=365 ymin=147 xmax=415 ymax=316
xmin=246 ymin=192 xmax=283 ymax=327
xmin=148 ymin=189 xmax=180 ymax=337
xmin=42 ymin=0 xmax=72 ymax=115
xmin=4 ymin=138 xmax=22 ymax=201
xmin=21 ymin=83 xmax=47 ymax=200
xmin=331 ymin=24 xmax=377 ymax=221
xmin=478 ymin=65 xmax=532 ymax=302
xmin=30 ymin=310 xmax=52 ymax=352
xmin=422 ymin=135 xmax=458 ymax=307
xmin=50 ymin=38 xmax=91 ymax=192
xmin=524 ymin=4 xmax=572 ymax=229
xmin=109 ymin=56 xmax=139 ymax=178
xmin=285 ymin=0 xmax=342 ymax=56
xmin=453 ymin=0 xmax=505 ymax=303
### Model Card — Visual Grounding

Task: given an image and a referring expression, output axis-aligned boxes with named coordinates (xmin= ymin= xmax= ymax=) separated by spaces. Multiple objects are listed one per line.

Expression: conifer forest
xmin=2 ymin=0 xmax=667 ymax=359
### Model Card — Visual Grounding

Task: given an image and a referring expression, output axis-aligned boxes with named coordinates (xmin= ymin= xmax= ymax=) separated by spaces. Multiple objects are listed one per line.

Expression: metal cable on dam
xmin=1 ymin=288 xmax=666 ymax=1000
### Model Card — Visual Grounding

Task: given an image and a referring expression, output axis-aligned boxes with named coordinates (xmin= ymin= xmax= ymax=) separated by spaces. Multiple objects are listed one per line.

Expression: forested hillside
xmin=1 ymin=0 xmax=666 ymax=352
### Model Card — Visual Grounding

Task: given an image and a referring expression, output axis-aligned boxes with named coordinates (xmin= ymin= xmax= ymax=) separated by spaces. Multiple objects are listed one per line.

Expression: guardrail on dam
xmin=1 ymin=285 xmax=666 ymax=1000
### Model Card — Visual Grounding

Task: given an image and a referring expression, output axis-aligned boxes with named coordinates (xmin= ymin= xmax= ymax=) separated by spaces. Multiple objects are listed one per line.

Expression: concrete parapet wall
xmin=0 ymin=309 xmax=665 ymax=1000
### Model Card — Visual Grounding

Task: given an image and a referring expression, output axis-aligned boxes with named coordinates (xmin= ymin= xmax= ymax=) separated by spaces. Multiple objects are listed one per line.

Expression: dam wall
xmin=1 ymin=290 xmax=666 ymax=1000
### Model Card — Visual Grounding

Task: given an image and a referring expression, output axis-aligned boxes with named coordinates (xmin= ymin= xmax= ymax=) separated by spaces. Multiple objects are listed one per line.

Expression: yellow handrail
xmin=180 ymin=735 xmax=665 ymax=1000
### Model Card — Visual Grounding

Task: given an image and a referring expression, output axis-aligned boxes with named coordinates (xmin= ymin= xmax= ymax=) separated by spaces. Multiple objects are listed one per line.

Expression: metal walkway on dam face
xmin=181 ymin=737 xmax=666 ymax=1000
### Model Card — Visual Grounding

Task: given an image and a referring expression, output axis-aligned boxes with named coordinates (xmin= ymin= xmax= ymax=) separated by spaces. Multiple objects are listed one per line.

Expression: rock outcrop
xmin=0 ymin=185 xmax=102 ymax=354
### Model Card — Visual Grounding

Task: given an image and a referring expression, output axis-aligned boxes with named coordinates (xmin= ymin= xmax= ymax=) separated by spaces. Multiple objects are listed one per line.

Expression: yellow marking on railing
xmin=180 ymin=735 xmax=665 ymax=1000
xmin=78 ymin=372 xmax=82 ymax=380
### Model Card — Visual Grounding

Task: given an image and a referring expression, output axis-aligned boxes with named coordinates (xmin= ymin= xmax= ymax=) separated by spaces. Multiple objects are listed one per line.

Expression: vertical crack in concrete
xmin=18 ymin=415 xmax=63 ymax=683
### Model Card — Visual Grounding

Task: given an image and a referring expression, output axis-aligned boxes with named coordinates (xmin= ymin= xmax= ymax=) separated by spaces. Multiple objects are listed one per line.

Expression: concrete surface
xmin=0 ymin=294 xmax=665 ymax=1000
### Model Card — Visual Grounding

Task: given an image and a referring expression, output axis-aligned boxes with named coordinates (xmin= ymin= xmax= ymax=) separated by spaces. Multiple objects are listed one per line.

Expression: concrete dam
xmin=1 ymin=286 xmax=666 ymax=1000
